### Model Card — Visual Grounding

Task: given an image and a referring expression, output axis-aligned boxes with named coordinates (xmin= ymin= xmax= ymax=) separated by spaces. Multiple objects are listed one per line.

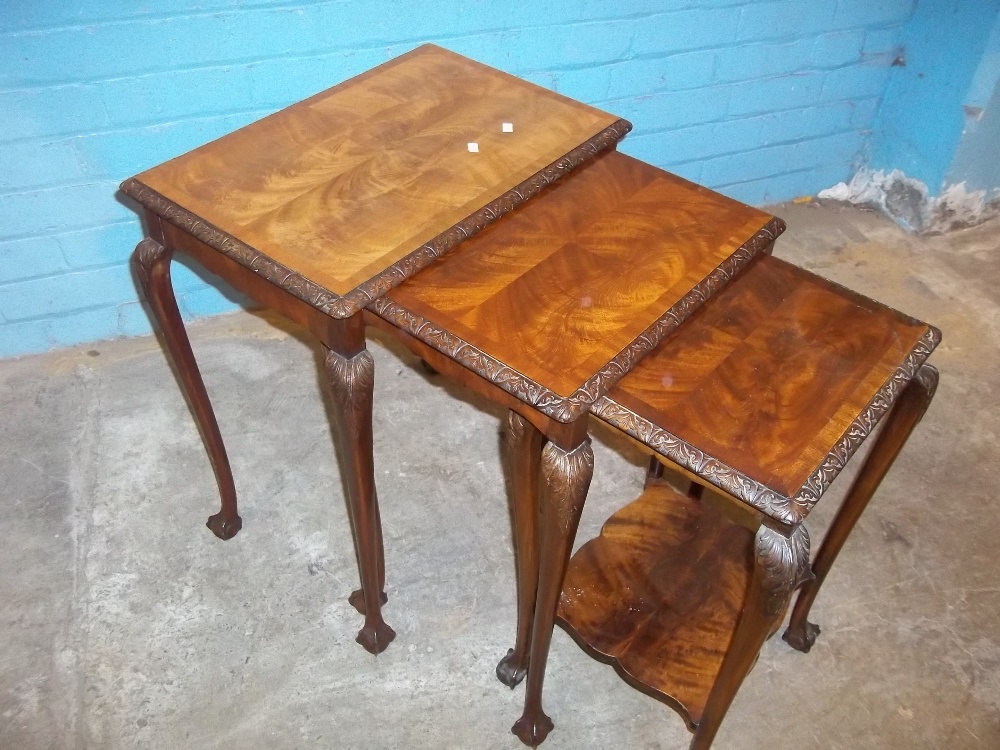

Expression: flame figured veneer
xmin=593 ymin=255 xmax=940 ymax=525
xmin=373 ymin=151 xmax=782 ymax=422
xmin=123 ymin=45 xmax=628 ymax=318
xmin=556 ymin=254 xmax=940 ymax=749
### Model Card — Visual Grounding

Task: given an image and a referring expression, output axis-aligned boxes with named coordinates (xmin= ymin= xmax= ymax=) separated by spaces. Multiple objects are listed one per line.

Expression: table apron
xmin=150 ymin=211 xmax=364 ymax=356
xmin=363 ymin=309 xmax=588 ymax=450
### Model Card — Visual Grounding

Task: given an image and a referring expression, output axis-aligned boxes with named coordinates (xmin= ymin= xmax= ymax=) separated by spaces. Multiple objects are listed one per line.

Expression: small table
xmin=122 ymin=44 xmax=628 ymax=654
xmin=565 ymin=254 xmax=940 ymax=748
xmin=366 ymin=149 xmax=784 ymax=745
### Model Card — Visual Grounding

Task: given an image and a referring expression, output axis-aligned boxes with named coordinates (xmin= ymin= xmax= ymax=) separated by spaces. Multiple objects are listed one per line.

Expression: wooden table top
xmin=371 ymin=151 xmax=784 ymax=423
xmin=121 ymin=45 xmax=628 ymax=318
xmin=593 ymin=254 xmax=941 ymax=525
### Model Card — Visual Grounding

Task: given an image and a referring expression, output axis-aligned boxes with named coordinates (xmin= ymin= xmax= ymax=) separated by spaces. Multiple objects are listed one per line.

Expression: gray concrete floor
xmin=1 ymin=202 xmax=998 ymax=749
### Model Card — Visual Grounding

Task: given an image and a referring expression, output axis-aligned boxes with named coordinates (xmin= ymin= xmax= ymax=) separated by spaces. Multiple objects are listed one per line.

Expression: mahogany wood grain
xmin=127 ymin=46 xmax=625 ymax=659
xmin=376 ymin=150 xmax=778 ymax=417
xmin=156 ymin=214 xmax=363 ymax=354
xmin=598 ymin=254 xmax=939 ymax=520
xmin=367 ymin=152 xmax=778 ymax=747
xmin=557 ymin=482 xmax=752 ymax=729
xmin=131 ymin=45 xmax=621 ymax=301
xmin=557 ymin=482 xmax=811 ymax=749
xmin=692 ymin=521 xmax=810 ymax=750
xmin=561 ymin=253 xmax=939 ymax=748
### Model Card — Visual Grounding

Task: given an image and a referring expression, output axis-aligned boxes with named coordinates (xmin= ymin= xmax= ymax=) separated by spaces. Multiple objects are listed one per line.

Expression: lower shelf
xmin=556 ymin=481 xmax=753 ymax=729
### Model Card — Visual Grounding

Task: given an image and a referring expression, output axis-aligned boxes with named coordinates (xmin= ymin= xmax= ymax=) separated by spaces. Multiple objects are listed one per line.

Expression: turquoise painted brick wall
xmin=869 ymin=0 xmax=1000 ymax=193
xmin=0 ymin=0 xmax=916 ymax=358
xmin=947 ymin=14 xmax=1000 ymax=196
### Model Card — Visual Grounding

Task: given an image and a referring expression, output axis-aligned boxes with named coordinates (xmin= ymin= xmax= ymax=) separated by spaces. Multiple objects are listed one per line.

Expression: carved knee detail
xmin=504 ymin=411 xmax=537 ymax=467
xmin=912 ymin=364 xmax=939 ymax=416
xmin=131 ymin=238 xmax=172 ymax=291
xmin=324 ymin=349 xmax=375 ymax=416
xmin=540 ymin=440 xmax=594 ymax=535
xmin=755 ymin=525 xmax=811 ymax=620
xmin=505 ymin=410 xmax=531 ymax=446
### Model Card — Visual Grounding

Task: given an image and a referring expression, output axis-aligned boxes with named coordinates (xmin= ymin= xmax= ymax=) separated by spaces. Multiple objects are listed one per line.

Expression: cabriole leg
xmin=784 ymin=364 xmax=939 ymax=653
xmin=348 ymin=488 xmax=388 ymax=615
xmin=324 ymin=346 xmax=394 ymax=654
xmin=512 ymin=439 xmax=594 ymax=747
xmin=692 ymin=524 xmax=811 ymax=750
xmin=132 ymin=238 xmax=241 ymax=540
xmin=497 ymin=411 xmax=545 ymax=688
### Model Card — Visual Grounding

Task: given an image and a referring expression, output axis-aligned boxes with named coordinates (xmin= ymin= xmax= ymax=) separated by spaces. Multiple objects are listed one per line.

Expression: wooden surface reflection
xmin=383 ymin=151 xmax=775 ymax=403
xmin=603 ymin=255 xmax=934 ymax=499
xmin=135 ymin=45 xmax=620 ymax=297
xmin=558 ymin=482 xmax=752 ymax=727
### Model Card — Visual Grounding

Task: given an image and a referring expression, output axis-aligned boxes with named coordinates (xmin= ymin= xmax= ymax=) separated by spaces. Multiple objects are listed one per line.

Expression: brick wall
xmin=873 ymin=0 xmax=1000 ymax=194
xmin=0 ymin=0 xmax=915 ymax=357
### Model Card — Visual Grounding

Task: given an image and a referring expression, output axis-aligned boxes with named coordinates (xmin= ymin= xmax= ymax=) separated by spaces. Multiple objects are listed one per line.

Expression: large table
xmin=122 ymin=44 xmax=628 ymax=655
xmin=124 ymin=46 xmax=780 ymax=746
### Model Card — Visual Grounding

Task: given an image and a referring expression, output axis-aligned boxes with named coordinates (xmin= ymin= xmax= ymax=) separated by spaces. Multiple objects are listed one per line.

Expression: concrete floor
xmin=1 ymin=202 xmax=998 ymax=750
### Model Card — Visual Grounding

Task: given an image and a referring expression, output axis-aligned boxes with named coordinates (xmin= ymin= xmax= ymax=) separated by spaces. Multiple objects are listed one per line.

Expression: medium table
xmin=122 ymin=44 xmax=628 ymax=655
xmin=366 ymin=149 xmax=784 ymax=745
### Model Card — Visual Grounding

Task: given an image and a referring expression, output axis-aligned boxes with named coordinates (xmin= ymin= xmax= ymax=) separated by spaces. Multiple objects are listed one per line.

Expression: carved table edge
xmin=368 ymin=216 xmax=786 ymax=423
xmin=591 ymin=325 xmax=941 ymax=526
xmin=118 ymin=118 xmax=632 ymax=320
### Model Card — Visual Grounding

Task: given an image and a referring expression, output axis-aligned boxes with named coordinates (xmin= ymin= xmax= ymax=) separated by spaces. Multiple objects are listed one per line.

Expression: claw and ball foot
xmin=348 ymin=588 xmax=388 ymax=615
xmin=496 ymin=648 xmax=528 ymax=688
xmin=356 ymin=620 xmax=397 ymax=655
xmin=206 ymin=511 xmax=242 ymax=540
xmin=782 ymin=620 xmax=820 ymax=653
xmin=512 ymin=712 xmax=554 ymax=748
